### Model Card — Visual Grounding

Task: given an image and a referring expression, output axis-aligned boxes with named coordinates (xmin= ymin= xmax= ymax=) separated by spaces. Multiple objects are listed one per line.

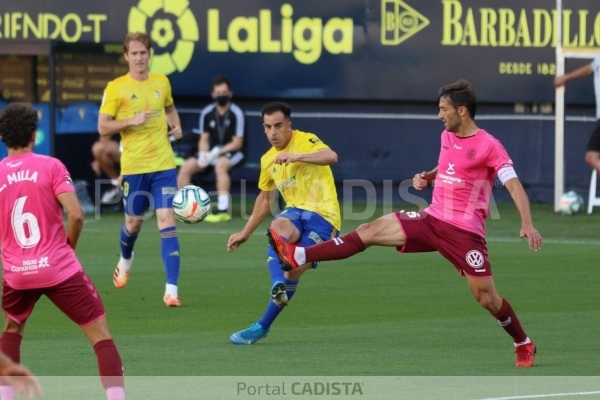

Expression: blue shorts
xmin=275 ymin=207 xmax=339 ymax=268
xmin=121 ymin=169 xmax=178 ymax=216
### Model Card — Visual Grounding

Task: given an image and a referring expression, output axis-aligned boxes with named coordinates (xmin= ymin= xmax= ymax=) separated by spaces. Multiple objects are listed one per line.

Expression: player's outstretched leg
xmin=267 ymin=228 xmax=299 ymax=271
xmin=229 ymin=245 xmax=299 ymax=345
xmin=230 ymin=322 xmax=269 ymax=345
xmin=161 ymin=226 xmax=181 ymax=307
xmin=491 ymin=296 xmax=536 ymax=367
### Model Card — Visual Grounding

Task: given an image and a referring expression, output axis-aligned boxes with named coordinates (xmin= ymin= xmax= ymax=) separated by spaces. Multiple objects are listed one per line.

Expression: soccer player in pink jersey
xmin=0 ymin=103 xmax=125 ymax=399
xmin=268 ymin=80 xmax=543 ymax=368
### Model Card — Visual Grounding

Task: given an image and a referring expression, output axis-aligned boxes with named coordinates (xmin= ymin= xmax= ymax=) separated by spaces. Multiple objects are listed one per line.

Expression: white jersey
xmin=593 ymin=55 xmax=600 ymax=119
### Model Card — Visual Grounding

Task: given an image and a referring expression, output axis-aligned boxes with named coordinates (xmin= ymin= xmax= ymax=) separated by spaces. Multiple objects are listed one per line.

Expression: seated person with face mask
xmin=177 ymin=75 xmax=246 ymax=222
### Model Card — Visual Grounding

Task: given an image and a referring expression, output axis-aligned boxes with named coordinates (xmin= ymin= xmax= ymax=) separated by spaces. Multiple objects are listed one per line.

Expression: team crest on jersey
xmin=155 ymin=91 xmax=160 ymax=99
xmin=466 ymin=148 xmax=477 ymax=160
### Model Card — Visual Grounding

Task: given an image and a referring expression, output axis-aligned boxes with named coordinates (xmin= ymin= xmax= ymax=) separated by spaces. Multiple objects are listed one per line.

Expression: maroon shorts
xmin=394 ymin=210 xmax=492 ymax=278
xmin=2 ymin=269 xmax=106 ymax=326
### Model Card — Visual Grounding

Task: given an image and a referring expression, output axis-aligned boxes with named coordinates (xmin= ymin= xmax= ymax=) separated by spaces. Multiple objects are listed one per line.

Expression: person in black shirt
xmin=177 ymin=76 xmax=246 ymax=222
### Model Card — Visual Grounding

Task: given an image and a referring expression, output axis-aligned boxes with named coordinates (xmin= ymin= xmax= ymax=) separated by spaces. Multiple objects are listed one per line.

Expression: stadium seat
xmin=57 ymin=102 xmax=99 ymax=134
xmin=587 ymin=169 xmax=600 ymax=214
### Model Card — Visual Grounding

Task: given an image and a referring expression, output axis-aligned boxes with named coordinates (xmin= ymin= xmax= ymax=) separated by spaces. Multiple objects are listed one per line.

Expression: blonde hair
xmin=123 ymin=32 xmax=152 ymax=53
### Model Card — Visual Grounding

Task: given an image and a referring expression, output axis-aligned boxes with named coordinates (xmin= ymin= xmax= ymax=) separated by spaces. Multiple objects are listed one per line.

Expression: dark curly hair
xmin=0 ymin=102 xmax=38 ymax=149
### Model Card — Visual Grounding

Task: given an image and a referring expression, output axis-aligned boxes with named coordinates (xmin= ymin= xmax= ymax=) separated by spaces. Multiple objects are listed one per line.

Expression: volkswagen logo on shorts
xmin=466 ymin=250 xmax=484 ymax=268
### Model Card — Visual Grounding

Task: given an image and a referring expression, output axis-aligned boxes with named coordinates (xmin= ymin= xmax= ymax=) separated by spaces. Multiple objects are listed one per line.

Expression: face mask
xmin=215 ymin=95 xmax=231 ymax=106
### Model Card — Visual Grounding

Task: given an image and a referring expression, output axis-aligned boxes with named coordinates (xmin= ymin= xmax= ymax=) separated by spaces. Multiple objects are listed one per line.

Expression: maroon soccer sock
xmin=0 ymin=332 xmax=22 ymax=363
xmin=93 ymin=339 xmax=124 ymax=390
xmin=492 ymin=297 xmax=527 ymax=344
xmin=305 ymin=231 xmax=366 ymax=263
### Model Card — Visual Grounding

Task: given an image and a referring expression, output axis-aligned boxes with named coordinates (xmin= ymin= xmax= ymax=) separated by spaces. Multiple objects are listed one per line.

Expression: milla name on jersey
xmin=7 ymin=170 xmax=38 ymax=184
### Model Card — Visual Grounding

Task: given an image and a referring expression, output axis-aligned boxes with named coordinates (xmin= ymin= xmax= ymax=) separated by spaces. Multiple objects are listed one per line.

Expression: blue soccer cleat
xmin=230 ymin=322 xmax=269 ymax=345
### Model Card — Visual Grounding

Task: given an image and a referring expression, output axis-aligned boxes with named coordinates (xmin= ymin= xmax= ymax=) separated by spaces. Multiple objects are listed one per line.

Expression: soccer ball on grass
xmin=559 ymin=191 xmax=584 ymax=216
xmin=173 ymin=185 xmax=211 ymax=223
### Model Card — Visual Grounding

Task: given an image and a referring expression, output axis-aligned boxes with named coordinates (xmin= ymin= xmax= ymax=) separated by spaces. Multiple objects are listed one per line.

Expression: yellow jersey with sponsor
xmin=100 ymin=73 xmax=175 ymax=175
xmin=258 ymin=130 xmax=341 ymax=230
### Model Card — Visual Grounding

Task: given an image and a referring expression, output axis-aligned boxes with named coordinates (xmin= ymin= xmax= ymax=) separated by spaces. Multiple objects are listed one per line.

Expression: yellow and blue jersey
xmin=100 ymin=73 xmax=175 ymax=175
xmin=259 ymin=130 xmax=341 ymax=231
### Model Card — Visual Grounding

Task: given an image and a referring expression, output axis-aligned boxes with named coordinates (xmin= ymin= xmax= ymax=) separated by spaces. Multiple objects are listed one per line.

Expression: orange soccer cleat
xmin=267 ymin=228 xmax=299 ymax=271
xmin=515 ymin=342 xmax=536 ymax=367
xmin=163 ymin=293 xmax=181 ymax=307
xmin=113 ymin=253 xmax=133 ymax=289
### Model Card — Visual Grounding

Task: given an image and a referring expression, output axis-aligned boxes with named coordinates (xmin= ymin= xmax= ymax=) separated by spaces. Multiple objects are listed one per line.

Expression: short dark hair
xmin=261 ymin=102 xmax=292 ymax=118
xmin=0 ymin=102 xmax=38 ymax=149
xmin=212 ymin=75 xmax=231 ymax=91
xmin=124 ymin=32 xmax=151 ymax=53
xmin=437 ymin=80 xmax=477 ymax=118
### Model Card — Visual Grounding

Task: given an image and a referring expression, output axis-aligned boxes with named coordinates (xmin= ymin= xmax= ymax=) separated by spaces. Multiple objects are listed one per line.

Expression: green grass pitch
xmin=19 ymin=202 xmax=600 ymax=377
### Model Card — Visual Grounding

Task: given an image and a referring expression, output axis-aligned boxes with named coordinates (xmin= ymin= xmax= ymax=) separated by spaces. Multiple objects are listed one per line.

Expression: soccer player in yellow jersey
xmin=227 ymin=102 xmax=341 ymax=344
xmin=98 ymin=32 xmax=184 ymax=307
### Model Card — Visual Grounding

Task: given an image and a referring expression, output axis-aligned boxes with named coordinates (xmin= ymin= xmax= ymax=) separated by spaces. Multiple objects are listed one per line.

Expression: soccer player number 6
xmin=11 ymin=196 xmax=41 ymax=248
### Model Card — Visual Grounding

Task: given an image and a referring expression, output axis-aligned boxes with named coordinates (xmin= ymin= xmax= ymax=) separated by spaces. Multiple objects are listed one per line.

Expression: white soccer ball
xmin=172 ymin=185 xmax=211 ymax=223
xmin=559 ymin=191 xmax=584 ymax=216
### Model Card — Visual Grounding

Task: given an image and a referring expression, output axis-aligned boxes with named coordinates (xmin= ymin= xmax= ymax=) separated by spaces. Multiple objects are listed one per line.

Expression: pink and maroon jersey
xmin=0 ymin=152 xmax=82 ymax=289
xmin=425 ymin=129 xmax=513 ymax=238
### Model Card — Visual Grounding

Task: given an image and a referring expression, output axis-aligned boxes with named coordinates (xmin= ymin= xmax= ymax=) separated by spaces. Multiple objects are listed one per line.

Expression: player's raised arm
xmin=413 ymin=167 xmax=438 ymax=190
xmin=228 ymin=190 xmax=278 ymax=252
xmin=274 ymin=148 xmax=338 ymax=166
xmin=553 ymin=62 xmax=593 ymax=87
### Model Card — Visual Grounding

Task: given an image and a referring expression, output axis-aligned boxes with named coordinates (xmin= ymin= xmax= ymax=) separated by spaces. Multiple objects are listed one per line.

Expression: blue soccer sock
xmin=258 ymin=278 xmax=298 ymax=329
xmin=267 ymin=244 xmax=285 ymax=283
xmin=160 ymin=226 xmax=180 ymax=285
xmin=119 ymin=225 xmax=139 ymax=259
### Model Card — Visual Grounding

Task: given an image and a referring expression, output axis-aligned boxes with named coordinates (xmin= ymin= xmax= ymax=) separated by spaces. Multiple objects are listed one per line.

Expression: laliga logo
xmin=381 ymin=0 xmax=429 ymax=45
xmin=128 ymin=0 xmax=199 ymax=75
